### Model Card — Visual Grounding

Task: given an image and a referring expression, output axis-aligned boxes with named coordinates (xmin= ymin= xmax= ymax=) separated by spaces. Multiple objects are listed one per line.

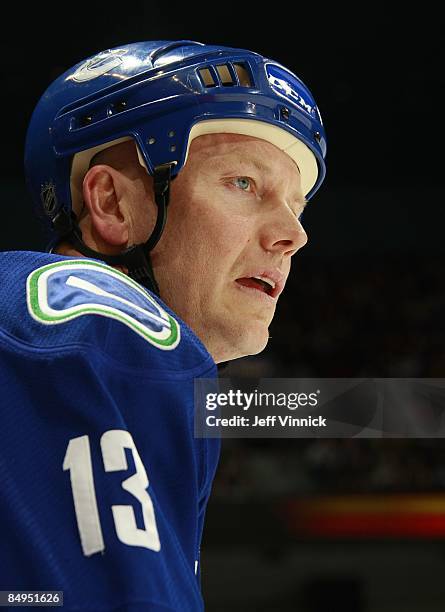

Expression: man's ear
xmin=82 ymin=165 xmax=129 ymax=247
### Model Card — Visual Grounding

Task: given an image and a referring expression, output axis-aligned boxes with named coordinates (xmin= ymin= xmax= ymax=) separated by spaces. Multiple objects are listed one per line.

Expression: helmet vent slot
xmin=198 ymin=63 xmax=254 ymax=89
xmin=198 ymin=68 xmax=217 ymax=88
xmin=215 ymin=64 xmax=235 ymax=86
xmin=233 ymin=63 xmax=253 ymax=87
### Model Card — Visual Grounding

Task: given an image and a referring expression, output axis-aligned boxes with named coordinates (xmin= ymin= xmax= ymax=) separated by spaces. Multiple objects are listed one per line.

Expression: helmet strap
xmin=51 ymin=162 xmax=174 ymax=296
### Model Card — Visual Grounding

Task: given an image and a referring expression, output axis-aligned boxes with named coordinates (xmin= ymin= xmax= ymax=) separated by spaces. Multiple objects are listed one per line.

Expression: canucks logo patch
xmin=70 ymin=49 xmax=128 ymax=82
xmin=26 ymin=260 xmax=180 ymax=350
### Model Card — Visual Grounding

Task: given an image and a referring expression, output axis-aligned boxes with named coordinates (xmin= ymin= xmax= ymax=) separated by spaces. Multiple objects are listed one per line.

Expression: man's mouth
xmin=236 ymin=276 xmax=276 ymax=297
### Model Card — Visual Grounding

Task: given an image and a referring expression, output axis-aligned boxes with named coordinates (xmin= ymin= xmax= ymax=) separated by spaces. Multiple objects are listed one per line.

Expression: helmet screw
xmin=170 ymin=144 xmax=176 ymax=152
xmin=314 ymin=131 xmax=321 ymax=142
xmin=168 ymin=130 xmax=175 ymax=138
xmin=148 ymin=137 xmax=156 ymax=145
xmin=114 ymin=101 xmax=127 ymax=112
xmin=280 ymin=107 xmax=290 ymax=121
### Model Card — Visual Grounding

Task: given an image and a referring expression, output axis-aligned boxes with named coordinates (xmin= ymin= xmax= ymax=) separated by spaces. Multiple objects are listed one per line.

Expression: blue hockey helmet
xmin=25 ymin=40 xmax=327 ymax=292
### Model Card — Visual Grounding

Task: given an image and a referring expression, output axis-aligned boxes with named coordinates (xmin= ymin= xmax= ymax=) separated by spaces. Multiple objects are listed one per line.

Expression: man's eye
xmin=233 ymin=177 xmax=252 ymax=191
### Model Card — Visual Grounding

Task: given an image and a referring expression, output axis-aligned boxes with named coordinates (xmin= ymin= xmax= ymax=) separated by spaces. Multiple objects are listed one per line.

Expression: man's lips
xmin=235 ymin=269 xmax=285 ymax=299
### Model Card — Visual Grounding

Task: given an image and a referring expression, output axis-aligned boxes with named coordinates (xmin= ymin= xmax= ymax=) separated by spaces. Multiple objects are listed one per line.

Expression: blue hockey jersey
xmin=0 ymin=251 xmax=220 ymax=611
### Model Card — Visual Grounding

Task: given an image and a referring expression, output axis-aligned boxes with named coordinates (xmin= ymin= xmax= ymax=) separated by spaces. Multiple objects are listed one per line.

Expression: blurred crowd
xmin=269 ymin=253 xmax=445 ymax=378
xmin=212 ymin=438 xmax=445 ymax=501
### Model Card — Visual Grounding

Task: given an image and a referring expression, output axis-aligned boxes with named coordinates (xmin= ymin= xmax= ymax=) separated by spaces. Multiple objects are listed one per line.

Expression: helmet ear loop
xmin=50 ymin=162 xmax=174 ymax=296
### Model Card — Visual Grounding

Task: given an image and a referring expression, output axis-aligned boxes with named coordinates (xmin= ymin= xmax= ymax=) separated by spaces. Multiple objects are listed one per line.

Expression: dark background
xmin=1 ymin=4 xmax=444 ymax=611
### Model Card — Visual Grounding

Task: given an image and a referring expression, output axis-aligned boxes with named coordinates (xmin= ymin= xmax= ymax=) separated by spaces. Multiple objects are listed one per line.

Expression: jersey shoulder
xmin=0 ymin=251 xmax=214 ymax=376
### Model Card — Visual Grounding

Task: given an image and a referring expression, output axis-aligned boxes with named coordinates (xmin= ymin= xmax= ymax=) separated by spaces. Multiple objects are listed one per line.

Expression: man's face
xmin=150 ymin=133 xmax=308 ymax=363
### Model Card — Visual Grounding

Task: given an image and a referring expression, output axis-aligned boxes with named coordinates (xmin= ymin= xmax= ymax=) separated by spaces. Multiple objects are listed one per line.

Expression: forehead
xmin=188 ymin=133 xmax=302 ymax=188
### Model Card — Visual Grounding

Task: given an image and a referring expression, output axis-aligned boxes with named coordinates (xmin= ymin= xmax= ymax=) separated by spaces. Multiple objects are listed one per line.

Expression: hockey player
xmin=0 ymin=40 xmax=326 ymax=610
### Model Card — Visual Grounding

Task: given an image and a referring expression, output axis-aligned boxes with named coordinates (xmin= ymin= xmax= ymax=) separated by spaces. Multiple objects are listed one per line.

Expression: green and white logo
xmin=27 ymin=260 xmax=180 ymax=350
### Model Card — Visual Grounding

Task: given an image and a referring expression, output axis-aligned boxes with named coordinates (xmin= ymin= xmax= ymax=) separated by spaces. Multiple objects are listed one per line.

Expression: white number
xmin=63 ymin=430 xmax=160 ymax=556
xmin=63 ymin=436 xmax=105 ymax=556
xmin=101 ymin=430 xmax=160 ymax=551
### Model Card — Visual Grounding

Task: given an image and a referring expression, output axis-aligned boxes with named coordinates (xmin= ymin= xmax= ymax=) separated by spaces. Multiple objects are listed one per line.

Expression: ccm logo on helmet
xmin=71 ymin=49 xmax=128 ymax=83
xmin=266 ymin=64 xmax=314 ymax=116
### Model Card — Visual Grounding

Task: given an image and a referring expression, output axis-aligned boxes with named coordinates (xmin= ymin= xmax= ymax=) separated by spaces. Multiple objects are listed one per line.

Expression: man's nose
xmin=259 ymin=201 xmax=308 ymax=256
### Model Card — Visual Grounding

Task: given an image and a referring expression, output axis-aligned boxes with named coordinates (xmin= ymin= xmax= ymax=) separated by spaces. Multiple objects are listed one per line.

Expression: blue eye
xmin=234 ymin=177 xmax=251 ymax=191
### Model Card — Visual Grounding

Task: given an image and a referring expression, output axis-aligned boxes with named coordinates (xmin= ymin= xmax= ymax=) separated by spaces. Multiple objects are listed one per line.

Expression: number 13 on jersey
xmin=63 ymin=429 xmax=161 ymax=556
